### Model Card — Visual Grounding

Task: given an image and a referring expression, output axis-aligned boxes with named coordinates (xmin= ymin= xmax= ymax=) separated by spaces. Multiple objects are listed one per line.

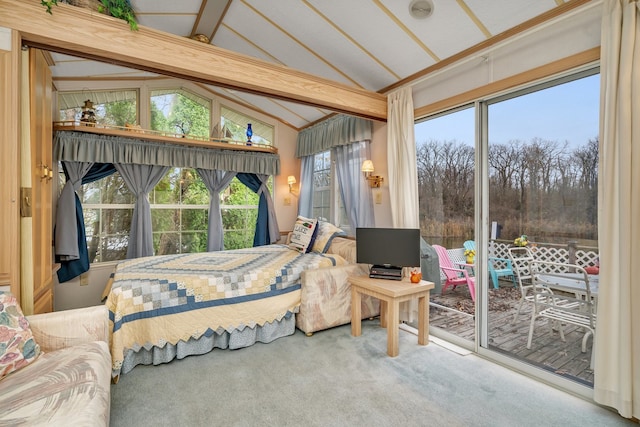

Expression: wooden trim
xmin=414 ymin=47 xmax=600 ymax=119
xmin=382 ymin=0 xmax=593 ymax=94
xmin=0 ymin=30 xmax=22 ymax=300
xmin=1 ymin=0 xmax=387 ymax=121
xmin=53 ymin=123 xmax=280 ymax=154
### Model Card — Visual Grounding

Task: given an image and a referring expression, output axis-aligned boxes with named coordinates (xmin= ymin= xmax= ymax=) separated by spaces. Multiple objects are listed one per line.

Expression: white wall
xmin=273 ymin=123 xmax=300 ymax=236
xmin=363 ymin=1 xmax=602 ymax=230
xmin=411 ymin=2 xmax=601 ymax=113
xmin=54 ymin=262 xmax=117 ymax=311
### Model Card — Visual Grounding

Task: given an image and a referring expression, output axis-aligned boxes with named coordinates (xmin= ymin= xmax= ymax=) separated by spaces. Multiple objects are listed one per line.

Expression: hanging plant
xmin=41 ymin=0 xmax=138 ymax=31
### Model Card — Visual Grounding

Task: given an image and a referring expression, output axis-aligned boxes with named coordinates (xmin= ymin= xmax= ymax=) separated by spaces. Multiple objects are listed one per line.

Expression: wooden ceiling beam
xmin=2 ymin=0 xmax=387 ymax=121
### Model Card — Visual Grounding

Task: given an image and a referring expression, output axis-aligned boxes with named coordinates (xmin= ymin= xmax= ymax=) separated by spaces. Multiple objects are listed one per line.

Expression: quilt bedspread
xmin=105 ymin=245 xmax=347 ymax=376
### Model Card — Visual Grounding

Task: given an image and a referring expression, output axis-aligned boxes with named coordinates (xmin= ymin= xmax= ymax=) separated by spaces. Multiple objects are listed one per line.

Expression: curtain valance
xmin=295 ymin=115 xmax=373 ymax=158
xmin=54 ymin=130 xmax=280 ymax=176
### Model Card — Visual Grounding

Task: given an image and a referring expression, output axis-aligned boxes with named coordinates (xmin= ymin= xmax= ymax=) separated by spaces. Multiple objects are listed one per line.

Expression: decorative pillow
xmin=312 ymin=220 xmax=347 ymax=253
xmin=0 ymin=292 xmax=41 ymax=380
xmin=289 ymin=216 xmax=318 ymax=253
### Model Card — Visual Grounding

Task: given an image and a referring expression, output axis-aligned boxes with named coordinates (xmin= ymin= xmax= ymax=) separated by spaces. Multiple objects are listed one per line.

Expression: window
xmin=221 ymin=179 xmax=261 ymax=250
xmin=150 ymin=168 xmax=209 ymax=255
xmin=79 ymin=168 xmax=262 ymax=262
xmin=308 ymin=150 xmax=350 ymax=229
xmin=312 ymin=151 xmax=331 ymax=220
xmin=58 ymin=89 xmax=137 ymax=126
xmin=58 ymin=87 xmax=274 ymax=262
xmin=150 ymin=89 xmax=210 ymax=138
xmin=220 ymin=106 xmax=273 ymax=145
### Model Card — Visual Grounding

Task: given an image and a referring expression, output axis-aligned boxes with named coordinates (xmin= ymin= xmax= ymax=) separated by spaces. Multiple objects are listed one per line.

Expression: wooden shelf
xmin=53 ymin=122 xmax=278 ymax=154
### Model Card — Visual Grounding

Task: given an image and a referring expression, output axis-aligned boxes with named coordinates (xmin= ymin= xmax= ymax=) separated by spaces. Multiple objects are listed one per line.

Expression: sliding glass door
xmin=415 ymin=67 xmax=600 ymax=390
xmin=483 ymin=69 xmax=600 ymax=387
xmin=414 ymin=107 xmax=476 ymax=346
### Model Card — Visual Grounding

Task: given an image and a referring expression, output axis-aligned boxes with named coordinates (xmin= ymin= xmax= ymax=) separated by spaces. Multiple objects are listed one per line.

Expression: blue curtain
xmin=56 ymin=163 xmax=116 ymax=283
xmin=236 ymin=173 xmax=279 ymax=246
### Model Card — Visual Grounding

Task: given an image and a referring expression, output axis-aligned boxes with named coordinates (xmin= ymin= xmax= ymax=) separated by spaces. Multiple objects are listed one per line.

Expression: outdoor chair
xmin=527 ymin=260 xmax=596 ymax=367
xmin=464 ymin=240 xmax=516 ymax=289
xmin=433 ymin=244 xmax=476 ymax=302
xmin=507 ymin=246 xmax=542 ymax=323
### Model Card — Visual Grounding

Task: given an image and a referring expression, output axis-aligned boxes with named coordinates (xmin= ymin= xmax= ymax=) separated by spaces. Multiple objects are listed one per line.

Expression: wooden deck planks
xmin=425 ymin=285 xmax=594 ymax=385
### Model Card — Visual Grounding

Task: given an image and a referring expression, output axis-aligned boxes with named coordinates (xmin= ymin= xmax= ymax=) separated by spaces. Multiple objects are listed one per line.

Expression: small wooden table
xmin=349 ymin=275 xmax=435 ymax=357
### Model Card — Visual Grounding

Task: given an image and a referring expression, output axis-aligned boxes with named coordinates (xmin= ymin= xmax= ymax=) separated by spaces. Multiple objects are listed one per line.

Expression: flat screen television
xmin=356 ymin=228 xmax=421 ymax=279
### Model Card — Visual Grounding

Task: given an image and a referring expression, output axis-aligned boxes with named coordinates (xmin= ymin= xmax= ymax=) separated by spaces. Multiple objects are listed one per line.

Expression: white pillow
xmin=288 ymin=216 xmax=318 ymax=253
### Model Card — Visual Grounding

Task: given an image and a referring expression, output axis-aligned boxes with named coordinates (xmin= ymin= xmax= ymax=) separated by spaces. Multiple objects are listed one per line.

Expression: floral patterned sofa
xmin=295 ymin=236 xmax=380 ymax=335
xmin=0 ymin=295 xmax=111 ymax=427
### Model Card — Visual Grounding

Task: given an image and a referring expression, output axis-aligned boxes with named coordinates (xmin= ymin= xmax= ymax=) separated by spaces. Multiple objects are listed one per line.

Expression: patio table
xmin=535 ymin=272 xmax=599 ymax=298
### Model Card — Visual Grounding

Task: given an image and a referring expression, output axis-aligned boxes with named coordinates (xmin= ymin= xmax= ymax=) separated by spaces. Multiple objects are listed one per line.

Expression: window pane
xmin=151 ymin=89 xmax=211 ymax=138
xmin=100 ymin=235 xmax=129 ymax=262
xmin=58 ymin=90 xmax=137 ymax=126
xmin=154 ymin=232 xmax=180 ymax=255
xmin=182 ymin=209 xmax=208 ymax=232
xmin=102 ymin=209 xmax=133 ymax=236
xmin=152 ymin=209 xmax=179 ymax=232
xmin=220 ymin=106 xmax=273 ymax=145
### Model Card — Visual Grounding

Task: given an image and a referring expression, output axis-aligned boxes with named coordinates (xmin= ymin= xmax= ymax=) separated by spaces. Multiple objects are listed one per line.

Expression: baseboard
xmin=399 ymin=323 xmax=472 ymax=356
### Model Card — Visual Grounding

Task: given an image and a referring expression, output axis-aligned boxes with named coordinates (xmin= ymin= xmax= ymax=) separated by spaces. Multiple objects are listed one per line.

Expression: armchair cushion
xmin=27 ymin=305 xmax=109 ymax=353
xmin=0 ymin=292 xmax=41 ymax=380
xmin=0 ymin=341 xmax=111 ymax=426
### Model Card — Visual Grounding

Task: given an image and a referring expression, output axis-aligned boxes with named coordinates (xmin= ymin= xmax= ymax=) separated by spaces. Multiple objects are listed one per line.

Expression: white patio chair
xmin=527 ymin=260 xmax=597 ymax=367
xmin=507 ymin=246 xmax=541 ymax=323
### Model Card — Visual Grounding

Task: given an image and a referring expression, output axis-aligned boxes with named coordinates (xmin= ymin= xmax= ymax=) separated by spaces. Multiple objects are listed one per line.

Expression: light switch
xmin=375 ymin=192 xmax=382 ymax=204
xmin=284 ymin=196 xmax=292 ymax=206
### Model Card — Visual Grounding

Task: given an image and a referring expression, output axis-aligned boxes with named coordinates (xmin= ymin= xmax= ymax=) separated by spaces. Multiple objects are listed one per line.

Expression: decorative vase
xmin=246 ymin=123 xmax=253 ymax=146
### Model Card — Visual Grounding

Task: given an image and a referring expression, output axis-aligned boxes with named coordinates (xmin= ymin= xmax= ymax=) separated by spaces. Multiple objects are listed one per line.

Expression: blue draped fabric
xmin=56 ymin=163 xmax=116 ymax=283
xmin=237 ymin=173 xmax=270 ymax=247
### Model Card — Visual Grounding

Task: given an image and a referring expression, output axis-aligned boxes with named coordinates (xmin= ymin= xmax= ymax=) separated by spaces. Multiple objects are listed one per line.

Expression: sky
xmin=414 ymin=73 xmax=600 ymax=149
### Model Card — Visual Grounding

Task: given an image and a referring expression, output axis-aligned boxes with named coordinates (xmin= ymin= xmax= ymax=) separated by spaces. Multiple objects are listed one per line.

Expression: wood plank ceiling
xmin=39 ymin=0 xmax=576 ymax=129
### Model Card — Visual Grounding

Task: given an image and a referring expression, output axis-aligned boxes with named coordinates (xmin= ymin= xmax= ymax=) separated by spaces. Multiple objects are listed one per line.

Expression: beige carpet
xmin=110 ymin=320 xmax=631 ymax=426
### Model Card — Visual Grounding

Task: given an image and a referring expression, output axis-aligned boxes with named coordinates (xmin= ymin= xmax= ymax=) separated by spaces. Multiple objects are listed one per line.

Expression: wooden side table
xmin=349 ymin=275 xmax=435 ymax=357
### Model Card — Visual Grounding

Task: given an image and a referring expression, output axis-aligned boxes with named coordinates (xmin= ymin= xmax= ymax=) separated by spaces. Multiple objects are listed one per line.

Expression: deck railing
xmin=441 ymin=240 xmax=599 ymax=282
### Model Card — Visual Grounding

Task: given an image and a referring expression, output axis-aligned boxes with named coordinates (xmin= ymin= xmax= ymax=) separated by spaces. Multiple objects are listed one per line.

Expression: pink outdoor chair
xmin=433 ymin=244 xmax=476 ymax=302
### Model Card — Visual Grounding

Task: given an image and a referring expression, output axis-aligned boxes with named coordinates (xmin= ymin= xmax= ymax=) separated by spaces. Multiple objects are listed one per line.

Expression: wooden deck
xmin=422 ymin=283 xmax=594 ymax=386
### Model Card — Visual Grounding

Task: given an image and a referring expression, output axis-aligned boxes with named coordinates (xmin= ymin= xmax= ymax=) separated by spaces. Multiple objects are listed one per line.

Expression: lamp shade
xmin=287 ymin=176 xmax=296 ymax=185
xmin=361 ymin=160 xmax=374 ymax=173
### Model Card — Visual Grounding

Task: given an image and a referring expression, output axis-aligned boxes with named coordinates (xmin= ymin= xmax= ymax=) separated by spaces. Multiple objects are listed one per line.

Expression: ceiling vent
xmin=409 ymin=0 xmax=434 ymax=19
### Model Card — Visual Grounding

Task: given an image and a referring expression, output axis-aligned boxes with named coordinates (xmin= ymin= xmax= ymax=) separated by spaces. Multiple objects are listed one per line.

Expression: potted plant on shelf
xmin=41 ymin=0 xmax=138 ymax=31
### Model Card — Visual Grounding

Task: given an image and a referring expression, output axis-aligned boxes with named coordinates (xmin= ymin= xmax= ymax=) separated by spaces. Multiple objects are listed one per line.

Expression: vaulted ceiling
xmin=47 ymin=0 xmax=578 ymax=130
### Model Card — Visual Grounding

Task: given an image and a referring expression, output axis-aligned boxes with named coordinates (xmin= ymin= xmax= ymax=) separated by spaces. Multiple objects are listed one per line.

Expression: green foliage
xmin=41 ymin=0 xmax=58 ymax=14
xmin=103 ymin=100 xmax=136 ymax=127
xmin=150 ymin=101 xmax=171 ymax=133
xmin=99 ymin=0 xmax=138 ymax=31
xmin=170 ymin=96 xmax=210 ymax=138
xmin=41 ymin=0 xmax=138 ymax=30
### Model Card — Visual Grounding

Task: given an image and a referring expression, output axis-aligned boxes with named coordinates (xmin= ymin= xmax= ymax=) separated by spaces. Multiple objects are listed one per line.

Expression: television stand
xmin=369 ymin=264 xmax=403 ymax=280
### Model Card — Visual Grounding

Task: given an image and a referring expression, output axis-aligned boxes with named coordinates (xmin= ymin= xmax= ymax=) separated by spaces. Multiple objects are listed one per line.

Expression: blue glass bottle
xmin=246 ymin=123 xmax=253 ymax=146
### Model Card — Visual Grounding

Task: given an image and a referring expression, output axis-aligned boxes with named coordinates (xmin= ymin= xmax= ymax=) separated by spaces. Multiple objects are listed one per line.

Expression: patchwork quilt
xmin=104 ymin=245 xmax=347 ymax=377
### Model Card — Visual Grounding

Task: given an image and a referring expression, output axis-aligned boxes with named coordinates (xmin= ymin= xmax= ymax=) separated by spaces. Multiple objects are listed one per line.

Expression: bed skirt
xmin=117 ymin=312 xmax=296 ymax=377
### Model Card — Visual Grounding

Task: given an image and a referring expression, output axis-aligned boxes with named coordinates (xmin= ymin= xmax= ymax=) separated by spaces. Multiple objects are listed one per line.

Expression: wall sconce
xmin=361 ymin=160 xmax=383 ymax=188
xmin=287 ymin=175 xmax=299 ymax=196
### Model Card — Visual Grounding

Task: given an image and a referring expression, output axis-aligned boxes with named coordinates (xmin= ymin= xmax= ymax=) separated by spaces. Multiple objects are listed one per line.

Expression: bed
xmin=103 ymin=219 xmax=379 ymax=379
